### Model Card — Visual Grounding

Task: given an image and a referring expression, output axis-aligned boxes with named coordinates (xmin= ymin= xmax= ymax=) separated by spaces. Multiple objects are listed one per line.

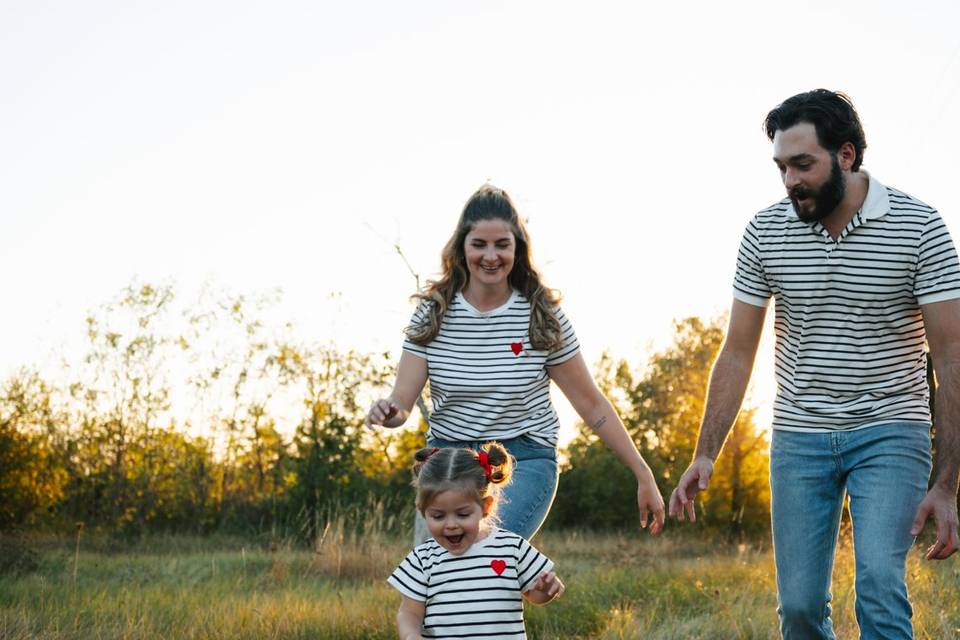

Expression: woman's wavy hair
xmin=412 ymin=442 xmax=514 ymax=519
xmin=406 ymin=184 xmax=564 ymax=351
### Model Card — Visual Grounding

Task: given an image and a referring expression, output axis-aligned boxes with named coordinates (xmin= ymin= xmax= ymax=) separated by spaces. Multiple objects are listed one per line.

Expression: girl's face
xmin=463 ymin=219 xmax=515 ymax=290
xmin=423 ymin=489 xmax=493 ymax=555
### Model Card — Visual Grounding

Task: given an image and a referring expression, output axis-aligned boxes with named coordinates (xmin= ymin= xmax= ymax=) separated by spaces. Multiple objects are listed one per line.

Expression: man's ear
xmin=838 ymin=141 xmax=857 ymax=171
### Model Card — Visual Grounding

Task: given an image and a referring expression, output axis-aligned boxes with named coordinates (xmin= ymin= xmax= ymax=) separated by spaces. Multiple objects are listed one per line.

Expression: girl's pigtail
xmin=481 ymin=442 xmax=514 ymax=485
xmin=413 ymin=447 xmax=439 ymax=477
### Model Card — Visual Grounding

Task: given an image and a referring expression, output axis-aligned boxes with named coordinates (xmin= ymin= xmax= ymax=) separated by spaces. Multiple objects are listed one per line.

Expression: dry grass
xmin=1 ymin=528 xmax=957 ymax=639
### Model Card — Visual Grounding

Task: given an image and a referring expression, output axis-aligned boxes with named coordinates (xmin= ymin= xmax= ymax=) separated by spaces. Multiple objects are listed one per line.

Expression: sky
xmin=2 ymin=1 xmax=959 ymax=445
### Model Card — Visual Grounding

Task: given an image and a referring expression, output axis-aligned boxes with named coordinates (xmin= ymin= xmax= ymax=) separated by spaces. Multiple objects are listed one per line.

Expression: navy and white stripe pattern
xmin=403 ymin=291 xmax=579 ymax=447
xmin=734 ymin=172 xmax=960 ymax=432
xmin=387 ymin=528 xmax=553 ymax=639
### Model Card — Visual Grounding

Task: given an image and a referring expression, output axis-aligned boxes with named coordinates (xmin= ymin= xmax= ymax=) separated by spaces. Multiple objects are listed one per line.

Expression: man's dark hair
xmin=764 ymin=89 xmax=867 ymax=171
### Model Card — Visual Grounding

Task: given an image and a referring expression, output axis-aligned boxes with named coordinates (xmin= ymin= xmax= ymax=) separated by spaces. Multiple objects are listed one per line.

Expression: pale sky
xmin=3 ymin=1 xmax=959 ymax=444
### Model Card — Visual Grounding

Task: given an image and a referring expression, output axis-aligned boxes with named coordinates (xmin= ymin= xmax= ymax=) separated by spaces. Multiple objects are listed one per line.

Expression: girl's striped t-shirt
xmin=387 ymin=527 xmax=553 ymax=639
xmin=733 ymin=172 xmax=960 ymax=432
xmin=403 ymin=290 xmax=579 ymax=447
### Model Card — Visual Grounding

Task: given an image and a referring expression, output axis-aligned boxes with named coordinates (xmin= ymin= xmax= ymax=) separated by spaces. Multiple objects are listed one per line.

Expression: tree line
xmin=1 ymin=282 xmax=771 ymax=539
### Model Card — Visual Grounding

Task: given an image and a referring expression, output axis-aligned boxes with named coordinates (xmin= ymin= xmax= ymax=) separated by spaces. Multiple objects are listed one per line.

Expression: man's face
xmin=772 ymin=122 xmax=846 ymax=223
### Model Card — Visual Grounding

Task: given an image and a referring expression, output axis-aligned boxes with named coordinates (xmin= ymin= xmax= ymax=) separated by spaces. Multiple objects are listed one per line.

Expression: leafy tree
xmin=278 ymin=344 xmax=392 ymax=538
xmin=0 ymin=370 xmax=69 ymax=530
xmin=553 ymin=316 xmax=770 ymax=536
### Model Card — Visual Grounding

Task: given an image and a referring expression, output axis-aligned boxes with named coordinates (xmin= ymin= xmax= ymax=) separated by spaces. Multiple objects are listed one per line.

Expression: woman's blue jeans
xmin=426 ymin=434 xmax=559 ymax=540
xmin=770 ymin=422 xmax=932 ymax=640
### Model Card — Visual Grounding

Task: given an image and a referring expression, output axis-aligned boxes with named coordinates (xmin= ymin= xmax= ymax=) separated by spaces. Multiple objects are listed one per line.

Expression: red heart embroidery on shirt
xmin=510 ymin=342 xmax=522 ymax=355
xmin=490 ymin=559 xmax=506 ymax=575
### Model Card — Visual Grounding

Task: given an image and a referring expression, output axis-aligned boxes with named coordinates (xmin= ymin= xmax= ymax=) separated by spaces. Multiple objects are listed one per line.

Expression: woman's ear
xmin=482 ymin=495 xmax=494 ymax=518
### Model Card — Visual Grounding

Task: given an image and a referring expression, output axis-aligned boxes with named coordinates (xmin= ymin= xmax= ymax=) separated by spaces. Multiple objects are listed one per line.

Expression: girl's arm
xmin=523 ymin=570 xmax=565 ymax=605
xmin=366 ymin=351 xmax=428 ymax=428
xmin=548 ymin=352 xmax=665 ymax=534
xmin=396 ymin=596 xmax=425 ymax=640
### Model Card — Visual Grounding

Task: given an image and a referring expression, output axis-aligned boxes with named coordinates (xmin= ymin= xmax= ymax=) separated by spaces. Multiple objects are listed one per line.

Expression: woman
xmin=367 ymin=184 xmax=664 ymax=538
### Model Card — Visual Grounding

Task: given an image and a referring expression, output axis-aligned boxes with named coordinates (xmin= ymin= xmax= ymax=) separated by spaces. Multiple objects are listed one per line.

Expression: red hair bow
xmin=477 ymin=452 xmax=493 ymax=479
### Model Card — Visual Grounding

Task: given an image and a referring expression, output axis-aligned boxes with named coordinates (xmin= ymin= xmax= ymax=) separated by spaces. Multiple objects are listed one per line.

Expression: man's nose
xmin=783 ymin=168 xmax=801 ymax=191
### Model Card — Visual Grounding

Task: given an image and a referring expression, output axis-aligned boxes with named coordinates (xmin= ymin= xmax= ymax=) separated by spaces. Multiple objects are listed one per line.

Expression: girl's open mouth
xmin=445 ymin=534 xmax=464 ymax=544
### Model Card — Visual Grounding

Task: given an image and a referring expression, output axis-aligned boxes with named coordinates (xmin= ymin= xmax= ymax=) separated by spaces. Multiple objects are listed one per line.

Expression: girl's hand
xmin=637 ymin=472 xmax=666 ymax=535
xmin=526 ymin=571 xmax=564 ymax=604
xmin=365 ymin=398 xmax=400 ymax=428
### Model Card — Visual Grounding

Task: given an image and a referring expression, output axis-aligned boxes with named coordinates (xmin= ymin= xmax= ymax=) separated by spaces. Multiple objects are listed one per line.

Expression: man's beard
xmin=789 ymin=154 xmax=846 ymax=223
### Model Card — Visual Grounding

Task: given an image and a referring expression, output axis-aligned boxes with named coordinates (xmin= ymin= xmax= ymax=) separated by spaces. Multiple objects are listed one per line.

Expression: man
xmin=668 ymin=89 xmax=960 ymax=639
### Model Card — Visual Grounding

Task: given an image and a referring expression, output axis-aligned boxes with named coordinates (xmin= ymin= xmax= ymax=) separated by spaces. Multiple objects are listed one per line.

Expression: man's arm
xmin=668 ymin=299 xmax=767 ymax=522
xmin=912 ymin=298 xmax=960 ymax=560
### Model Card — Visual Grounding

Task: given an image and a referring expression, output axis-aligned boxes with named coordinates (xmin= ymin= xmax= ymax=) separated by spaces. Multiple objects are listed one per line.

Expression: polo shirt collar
xmin=788 ymin=169 xmax=889 ymax=222
xmin=857 ymin=170 xmax=890 ymax=221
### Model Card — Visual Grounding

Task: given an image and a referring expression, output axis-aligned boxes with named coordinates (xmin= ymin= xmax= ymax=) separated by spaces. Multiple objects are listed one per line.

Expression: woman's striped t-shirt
xmin=387 ymin=527 xmax=553 ymax=639
xmin=733 ymin=172 xmax=960 ymax=432
xmin=403 ymin=291 xmax=579 ymax=447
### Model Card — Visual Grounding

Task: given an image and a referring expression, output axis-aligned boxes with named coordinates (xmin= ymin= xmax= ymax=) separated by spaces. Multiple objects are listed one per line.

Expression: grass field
xmin=1 ymin=528 xmax=958 ymax=639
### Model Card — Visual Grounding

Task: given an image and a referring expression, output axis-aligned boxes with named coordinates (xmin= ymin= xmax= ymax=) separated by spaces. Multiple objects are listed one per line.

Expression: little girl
xmin=388 ymin=442 xmax=564 ymax=640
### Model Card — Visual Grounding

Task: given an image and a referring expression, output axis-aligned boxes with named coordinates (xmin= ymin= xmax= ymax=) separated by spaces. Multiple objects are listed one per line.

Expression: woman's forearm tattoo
xmin=592 ymin=416 xmax=607 ymax=430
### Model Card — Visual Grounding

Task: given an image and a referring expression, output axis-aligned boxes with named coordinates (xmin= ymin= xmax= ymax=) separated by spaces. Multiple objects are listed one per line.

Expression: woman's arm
xmin=548 ymin=352 xmax=665 ymax=534
xmin=396 ymin=596 xmax=425 ymax=640
xmin=366 ymin=351 xmax=429 ymax=428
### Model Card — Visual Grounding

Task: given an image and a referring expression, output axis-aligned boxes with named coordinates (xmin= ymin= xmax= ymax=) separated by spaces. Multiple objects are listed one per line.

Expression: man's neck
xmin=822 ymin=171 xmax=869 ymax=240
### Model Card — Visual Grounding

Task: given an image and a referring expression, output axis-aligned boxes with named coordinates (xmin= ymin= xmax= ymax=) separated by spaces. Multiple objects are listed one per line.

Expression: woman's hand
xmin=368 ymin=351 xmax=428 ymax=430
xmin=637 ymin=470 xmax=666 ymax=535
xmin=365 ymin=398 xmax=403 ymax=428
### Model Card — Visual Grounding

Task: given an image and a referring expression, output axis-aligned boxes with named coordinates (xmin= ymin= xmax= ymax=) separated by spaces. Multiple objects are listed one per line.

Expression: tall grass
xmin=1 ymin=527 xmax=957 ymax=639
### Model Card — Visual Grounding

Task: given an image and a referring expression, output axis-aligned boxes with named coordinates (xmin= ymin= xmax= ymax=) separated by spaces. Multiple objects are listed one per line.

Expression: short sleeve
xmin=515 ymin=537 xmax=554 ymax=593
xmin=545 ymin=306 xmax=581 ymax=366
xmin=401 ymin=300 xmax=431 ymax=360
xmin=732 ymin=218 xmax=772 ymax=308
xmin=915 ymin=210 xmax=960 ymax=305
xmin=387 ymin=550 xmax=428 ymax=601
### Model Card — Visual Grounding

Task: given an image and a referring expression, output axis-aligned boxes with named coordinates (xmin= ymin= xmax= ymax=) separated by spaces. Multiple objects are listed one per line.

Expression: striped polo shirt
xmin=403 ymin=291 xmax=579 ymax=447
xmin=733 ymin=172 xmax=960 ymax=432
xmin=387 ymin=527 xmax=553 ymax=639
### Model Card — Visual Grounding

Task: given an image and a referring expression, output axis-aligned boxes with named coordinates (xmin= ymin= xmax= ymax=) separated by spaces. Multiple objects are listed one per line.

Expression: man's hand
xmin=910 ymin=484 xmax=959 ymax=560
xmin=668 ymin=457 xmax=714 ymax=522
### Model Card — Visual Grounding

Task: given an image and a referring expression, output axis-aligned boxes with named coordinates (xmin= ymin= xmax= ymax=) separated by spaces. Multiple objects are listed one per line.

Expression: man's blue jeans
xmin=427 ymin=434 xmax=559 ymax=539
xmin=770 ymin=422 xmax=931 ymax=639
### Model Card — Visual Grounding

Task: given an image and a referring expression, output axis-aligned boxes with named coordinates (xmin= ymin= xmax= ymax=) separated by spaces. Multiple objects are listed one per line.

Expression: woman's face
xmin=463 ymin=219 xmax=516 ymax=288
